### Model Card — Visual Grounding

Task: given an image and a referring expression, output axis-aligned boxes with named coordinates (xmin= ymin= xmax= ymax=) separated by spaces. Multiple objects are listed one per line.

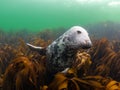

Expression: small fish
xmin=27 ymin=26 xmax=92 ymax=74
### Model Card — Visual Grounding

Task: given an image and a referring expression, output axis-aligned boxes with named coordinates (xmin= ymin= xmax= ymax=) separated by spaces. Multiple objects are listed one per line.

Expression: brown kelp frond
xmin=2 ymin=57 xmax=36 ymax=90
xmin=82 ymin=76 xmax=120 ymax=90
xmin=31 ymin=56 xmax=46 ymax=87
xmin=15 ymin=39 xmax=29 ymax=57
xmin=48 ymin=67 xmax=120 ymax=90
xmin=0 ymin=39 xmax=31 ymax=76
xmin=111 ymin=40 xmax=120 ymax=52
xmin=48 ymin=68 xmax=108 ymax=90
xmin=48 ymin=73 xmax=68 ymax=90
xmin=106 ymin=80 xmax=120 ymax=90
xmin=89 ymin=38 xmax=120 ymax=81
xmin=0 ymin=40 xmax=27 ymax=76
xmin=0 ymin=37 xmax=48 ymax=90
xmin=0 ymin=75 xmax=3 ymax=90
xmin=0 ymin=44 xmax=17 ymax=75
xmin=2 ymin=56 xmax=46 ymax=90
xmin=91 ymin=38 xmax=110 ymax=61
xmin=73 ymin=52 xmax=92 ymax=77
xmin=73 ymin=52 xmax=92 ymax=70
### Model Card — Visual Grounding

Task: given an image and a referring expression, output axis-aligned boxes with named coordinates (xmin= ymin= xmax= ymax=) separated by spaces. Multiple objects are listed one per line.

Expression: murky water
xmin=0 ymin=0 xmax=120 ymax=32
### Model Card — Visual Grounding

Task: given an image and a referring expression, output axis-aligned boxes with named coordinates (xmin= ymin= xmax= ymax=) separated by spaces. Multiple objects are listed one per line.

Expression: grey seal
xmin=27 ymin=26 xmax=92 ymax=74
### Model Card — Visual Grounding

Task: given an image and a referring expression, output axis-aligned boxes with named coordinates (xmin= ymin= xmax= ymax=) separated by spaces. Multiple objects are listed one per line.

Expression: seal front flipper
xmin=26 ymin=43 xmax=46 ymax=55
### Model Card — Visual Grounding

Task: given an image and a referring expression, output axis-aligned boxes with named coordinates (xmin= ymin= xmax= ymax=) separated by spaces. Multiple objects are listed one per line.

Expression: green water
xmin=0 ymin=0 xmax=120 ymax=32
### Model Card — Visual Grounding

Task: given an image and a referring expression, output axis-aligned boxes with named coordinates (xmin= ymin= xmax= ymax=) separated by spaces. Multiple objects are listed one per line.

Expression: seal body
xmin=27 ymin=26 xmax=92 ymax=74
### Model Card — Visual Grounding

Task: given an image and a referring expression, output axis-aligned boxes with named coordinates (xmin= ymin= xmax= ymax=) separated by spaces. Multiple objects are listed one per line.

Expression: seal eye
xmin=77 ymin=31 xmax=81 ymax=34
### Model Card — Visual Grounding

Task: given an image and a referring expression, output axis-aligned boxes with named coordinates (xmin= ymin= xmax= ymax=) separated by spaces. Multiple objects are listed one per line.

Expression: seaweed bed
xmin=0 ymin=28 xmax=120 ymax=90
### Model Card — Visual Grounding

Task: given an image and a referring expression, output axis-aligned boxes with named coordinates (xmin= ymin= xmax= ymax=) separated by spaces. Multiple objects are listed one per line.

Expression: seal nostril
xmin=85 ymin=40 xmax=89 ymax=43
xmin=82 ymin=43 xmax=92 ymax=49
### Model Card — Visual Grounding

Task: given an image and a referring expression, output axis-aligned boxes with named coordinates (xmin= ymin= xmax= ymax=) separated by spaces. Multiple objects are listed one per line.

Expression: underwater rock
xmin=27 ymin=26 xmax=92 ymax=74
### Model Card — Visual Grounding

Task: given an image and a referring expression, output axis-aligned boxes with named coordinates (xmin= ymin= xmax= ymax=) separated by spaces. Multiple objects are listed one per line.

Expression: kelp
xmin=2 ymin=57 xmax=36 ymax=90
xmin=89 ymin=38 xmax=120 ymax=81
xmin=2 ymin=56 xmax=46 ymax=90
xmin=48 ymin=50 xmax=120 ymax=90
xmin=0 ymin=44 xmax=17 ymax=75
xmin=112 ymin=40 xmax=120 ymax=53
xmin=0 ymin=75 xmax=3 ymax=90
xmin=73 ymin=51 xmax=92 ymax=77
xmin=0 ymin=37 xmax=50 ymax=74
xmin=0 ymin=37 xmax=49 ymax=90
xmin=0 ymin=29 xmax=120 ymax=90
xmin=48 ymin=67 xmax=120 ymax=90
